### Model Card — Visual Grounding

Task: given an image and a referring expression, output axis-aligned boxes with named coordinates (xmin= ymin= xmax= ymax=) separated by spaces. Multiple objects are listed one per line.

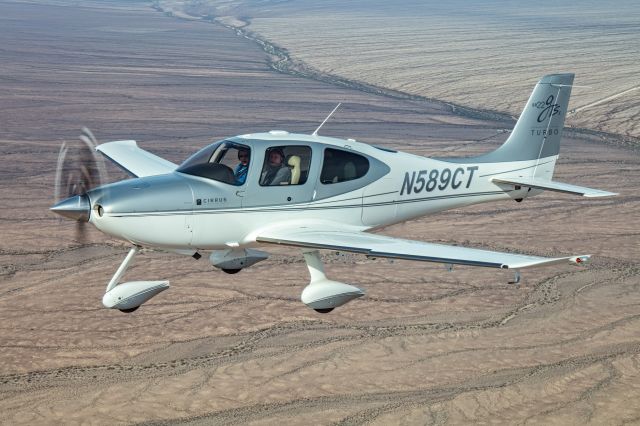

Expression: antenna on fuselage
xmin=312 ymin=103 xmax=342 ymax=136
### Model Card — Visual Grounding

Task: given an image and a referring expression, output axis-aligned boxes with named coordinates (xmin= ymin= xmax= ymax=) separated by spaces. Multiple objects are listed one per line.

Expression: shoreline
xmin=154 ymin=5 xmax=638 ymax=150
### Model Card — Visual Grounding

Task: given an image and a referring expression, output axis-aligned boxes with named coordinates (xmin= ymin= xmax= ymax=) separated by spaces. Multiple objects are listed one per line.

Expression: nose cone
xmin=50 ymin=194 xmax=91 ymax=221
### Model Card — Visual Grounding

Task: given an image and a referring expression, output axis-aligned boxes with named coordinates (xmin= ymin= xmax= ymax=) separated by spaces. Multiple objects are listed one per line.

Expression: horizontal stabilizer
xmin=96 ymin=140 xmax=177 ymax=178
xmin=256 ymin=223 xmax=591 ymax=270
xmin=491 ymin=177 xmax=617 ymax=197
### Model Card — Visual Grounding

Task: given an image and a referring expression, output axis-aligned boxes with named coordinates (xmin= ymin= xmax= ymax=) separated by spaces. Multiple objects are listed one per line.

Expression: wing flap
xmin=96 ymin=140 xmax=177 ymax=178
xmin=256 ymin=225 xmax=589 ymax=269
xmin=491 ymin=177 xmax=617 ymax=197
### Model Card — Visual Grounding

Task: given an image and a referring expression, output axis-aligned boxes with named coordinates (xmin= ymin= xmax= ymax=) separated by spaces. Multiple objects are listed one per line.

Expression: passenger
xmin=260 ymin=148 xmax=291 ymax=186
xmin=234 ymin=148 xmax=250 ymax=185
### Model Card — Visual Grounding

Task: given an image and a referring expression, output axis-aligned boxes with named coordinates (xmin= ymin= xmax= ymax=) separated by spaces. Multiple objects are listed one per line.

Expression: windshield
xmin=177 ymin=141 xmax=251 ymax=186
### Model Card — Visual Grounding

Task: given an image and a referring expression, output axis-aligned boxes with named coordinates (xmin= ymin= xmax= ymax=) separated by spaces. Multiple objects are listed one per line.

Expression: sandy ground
xmin=164 ymin=0 xmax=640 ymax=141
xmin=0 ymin=1 xmax=639 ymax=424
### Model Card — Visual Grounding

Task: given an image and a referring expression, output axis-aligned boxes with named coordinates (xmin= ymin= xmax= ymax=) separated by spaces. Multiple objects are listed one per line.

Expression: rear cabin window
xmin=260 ymin=145 xmax=312 ymax=186
xmin=320 ymin=148 xmax=369 ymax=184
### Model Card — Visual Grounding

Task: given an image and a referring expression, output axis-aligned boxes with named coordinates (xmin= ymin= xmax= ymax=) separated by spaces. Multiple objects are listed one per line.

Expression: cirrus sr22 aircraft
xmin=51 ymin=73 xmax=615 ymax=314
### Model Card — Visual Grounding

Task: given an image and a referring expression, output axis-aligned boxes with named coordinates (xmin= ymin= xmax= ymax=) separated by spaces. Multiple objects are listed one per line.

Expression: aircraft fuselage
xmin=87 ymin=132 xmax=551 ymax=250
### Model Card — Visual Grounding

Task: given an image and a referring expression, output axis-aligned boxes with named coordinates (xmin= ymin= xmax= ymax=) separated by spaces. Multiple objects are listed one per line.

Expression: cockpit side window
xmin=177 ymin=141 xmax=251 ymax=186
xmin=320 ymin=148 xmax=369 ymax=184
xmin=260 ymin=145 xmax=312 ymax=186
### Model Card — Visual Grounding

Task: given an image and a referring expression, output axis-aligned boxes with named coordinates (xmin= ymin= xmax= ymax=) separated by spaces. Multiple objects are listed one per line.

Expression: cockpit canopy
xmin=177 ymin=137 xmax=389 ymax=196
xmin=177 ymin=140 xmax=249 ymax=186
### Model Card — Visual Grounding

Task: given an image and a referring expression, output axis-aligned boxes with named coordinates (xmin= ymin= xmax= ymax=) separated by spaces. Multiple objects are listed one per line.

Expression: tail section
xmin=464 ymin=73 xmax=616 ymax=198
xmin=472 ymin=73 xmax=574 ymax=164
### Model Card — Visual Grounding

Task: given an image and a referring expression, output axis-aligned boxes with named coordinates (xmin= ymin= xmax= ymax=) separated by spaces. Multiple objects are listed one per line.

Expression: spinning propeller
xmin=51 ymin=128 xmax=108 ymax=242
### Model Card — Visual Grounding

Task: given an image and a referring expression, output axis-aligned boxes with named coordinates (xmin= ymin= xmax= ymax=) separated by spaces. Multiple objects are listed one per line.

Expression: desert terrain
xmin=160 ymin=0 xmax=640 ymax=141
xmin=0 ymin=0 xmax=639 ymax=424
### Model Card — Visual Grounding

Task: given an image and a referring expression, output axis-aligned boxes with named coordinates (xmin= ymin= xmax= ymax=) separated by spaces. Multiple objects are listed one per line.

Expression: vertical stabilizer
xmin=472 ymin=73 xmax=574 ymax=164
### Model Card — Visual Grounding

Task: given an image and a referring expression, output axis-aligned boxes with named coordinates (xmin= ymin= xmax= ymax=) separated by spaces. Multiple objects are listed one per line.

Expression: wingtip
xmin=96 ymin=140 xmax=138 ymax=152
xmin=583 ymin=191 xmax=618 ymax=198
xmin=570 ymin=255 xmax=591 ymax=265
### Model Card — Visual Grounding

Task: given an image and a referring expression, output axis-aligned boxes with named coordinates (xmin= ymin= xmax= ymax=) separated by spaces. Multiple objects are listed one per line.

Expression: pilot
xmin=260 ymin=148 xmax=291 ymax=186
xmin=234 ymin=148 xmax=250 ymax=185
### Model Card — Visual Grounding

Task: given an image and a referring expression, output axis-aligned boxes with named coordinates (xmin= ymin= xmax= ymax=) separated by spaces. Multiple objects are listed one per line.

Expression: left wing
xmin=256 ymin=224 xmax=589 ymax=269
xmin=96 ymin=140 xmax=177 ymax=178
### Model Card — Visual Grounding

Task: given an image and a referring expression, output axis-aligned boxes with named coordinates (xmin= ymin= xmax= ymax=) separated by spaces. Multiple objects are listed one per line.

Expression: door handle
xmin=236 ymin=190 xmax=245 ymax=197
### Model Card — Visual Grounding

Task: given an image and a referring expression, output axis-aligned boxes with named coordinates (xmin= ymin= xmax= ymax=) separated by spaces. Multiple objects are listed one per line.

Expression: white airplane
xmin=51 ymin=73 xmax=615 ymax=314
